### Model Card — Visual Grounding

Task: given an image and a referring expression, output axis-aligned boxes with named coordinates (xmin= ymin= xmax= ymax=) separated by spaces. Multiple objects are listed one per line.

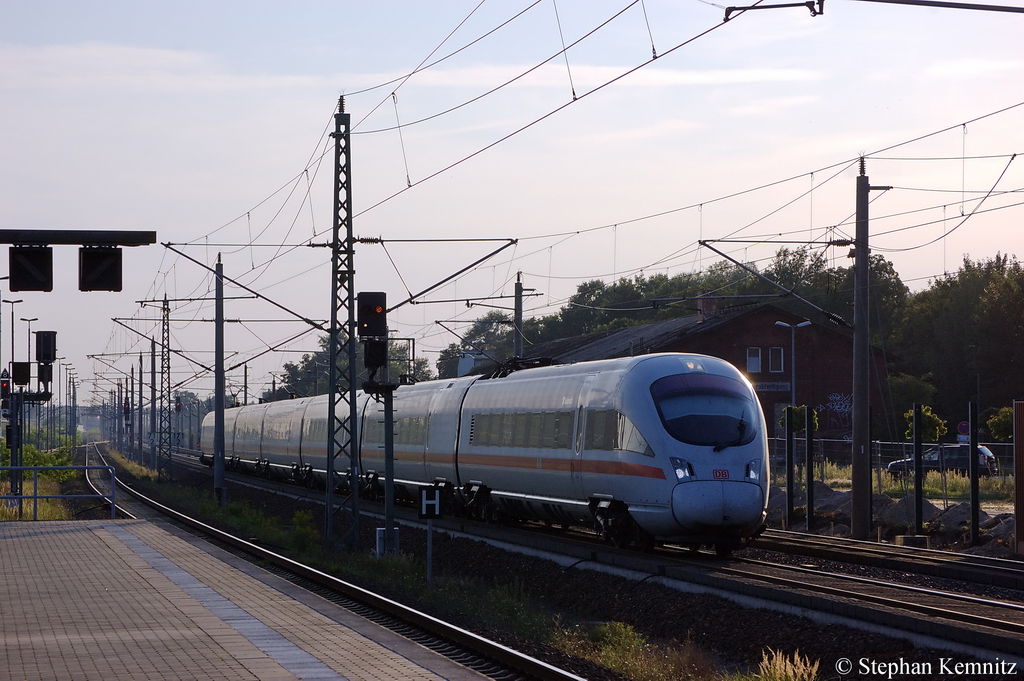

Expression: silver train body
xmin=201 ymin=353 xmax=770 ymax=550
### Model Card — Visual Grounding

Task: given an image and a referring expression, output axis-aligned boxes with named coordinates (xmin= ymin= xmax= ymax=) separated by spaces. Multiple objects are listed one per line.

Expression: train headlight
xmin=670 ymin=457 xmax=694 ymax=481
xmin=744 ymin=458 xmax=761 ymax=481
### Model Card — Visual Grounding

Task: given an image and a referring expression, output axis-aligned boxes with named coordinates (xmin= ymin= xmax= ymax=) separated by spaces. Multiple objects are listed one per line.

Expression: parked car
xmin=887 ymin=444 xmax=999 ymax=478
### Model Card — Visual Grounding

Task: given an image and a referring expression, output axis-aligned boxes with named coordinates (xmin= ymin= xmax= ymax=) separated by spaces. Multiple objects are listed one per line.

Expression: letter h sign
xmin=418 ymin=486 xmax=443 ymax=520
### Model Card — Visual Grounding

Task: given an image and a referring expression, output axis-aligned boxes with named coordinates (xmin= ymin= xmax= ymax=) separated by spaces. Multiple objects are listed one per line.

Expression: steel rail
xmin=707 ymin=559 xmax=1024 ymax=636
xmin=721 ymin=555 xmax=1024 ymax=628
xmin=753 ymin=529 xmax=1024 ymax=590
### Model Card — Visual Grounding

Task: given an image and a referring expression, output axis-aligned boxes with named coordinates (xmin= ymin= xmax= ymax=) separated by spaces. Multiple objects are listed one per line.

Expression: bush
xmin=0 ymin=443 xmax=75 ymax=481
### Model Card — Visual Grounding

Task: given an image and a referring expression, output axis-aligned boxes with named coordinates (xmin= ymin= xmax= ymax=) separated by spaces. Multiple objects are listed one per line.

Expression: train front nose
xmin=671 ymin=480 xmax=765 ymax=533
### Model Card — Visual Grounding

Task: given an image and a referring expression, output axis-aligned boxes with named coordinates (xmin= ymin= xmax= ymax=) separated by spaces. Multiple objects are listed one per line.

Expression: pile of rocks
xmin=765 ymin=483 xmax=1019 ymax=556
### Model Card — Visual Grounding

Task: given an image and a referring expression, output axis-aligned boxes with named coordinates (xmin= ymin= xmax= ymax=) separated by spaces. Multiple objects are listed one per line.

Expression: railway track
xmin=82 ymin=446 xmax=587 ymax=681
xmin=750 ymin=529 xmax=1024 ymax=591
xmin=115 ymin=448 xmax=1024 ymax=662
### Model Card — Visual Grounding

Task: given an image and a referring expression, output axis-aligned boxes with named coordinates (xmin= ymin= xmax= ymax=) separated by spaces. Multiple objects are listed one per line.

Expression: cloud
xmin=410 ymin=63 xmax=823 ymax=89
xmin=727 ymin=95 xmax=821 ymax=117
xmin=565 ymin=118 xmax=703 ymax=146
xmin=0 ymin=42 xmax=323 ymax=91
xmin=0 ymin=42 xmax=823 ymax=97
xmin=924 ymin=58 xmax=1024 ymax=79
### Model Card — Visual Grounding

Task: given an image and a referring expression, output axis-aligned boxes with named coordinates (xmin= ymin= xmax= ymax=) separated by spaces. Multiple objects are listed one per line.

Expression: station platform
xmin=0 ymin=520 xmax=490 ymax=681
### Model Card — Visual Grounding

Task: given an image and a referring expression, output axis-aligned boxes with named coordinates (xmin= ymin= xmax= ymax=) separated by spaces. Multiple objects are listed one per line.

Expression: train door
xmin=424 ymin=378 xmax=475 ymax=485
xmin=572 ymin=373 xmax=598 ymax=500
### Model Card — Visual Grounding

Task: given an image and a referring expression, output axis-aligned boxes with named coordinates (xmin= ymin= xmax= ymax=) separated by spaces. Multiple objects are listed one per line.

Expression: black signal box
xmin=357 ymin=292 xmax=387 ymax=338
xmin=12 ymin=362 xmax=30 ymax=386
xmin=363 ymin=340 xmax=388 ymax=370
xmin=79 ymin=246 xmax=123 ymax=291
xmin=36 ymin=330 xmax=57 ymax=364
xmin=9 ymin=245 xmax=53 ymax=292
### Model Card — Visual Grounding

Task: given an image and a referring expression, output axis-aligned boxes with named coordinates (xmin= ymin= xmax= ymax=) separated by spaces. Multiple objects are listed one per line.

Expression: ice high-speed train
xmin=200 ymin=353 xmax=770 ymax=552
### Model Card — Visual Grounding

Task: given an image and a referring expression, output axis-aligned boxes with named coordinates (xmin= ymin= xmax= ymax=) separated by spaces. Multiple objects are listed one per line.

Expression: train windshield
xmin=650 ymin=373 xmax=757 ymax=450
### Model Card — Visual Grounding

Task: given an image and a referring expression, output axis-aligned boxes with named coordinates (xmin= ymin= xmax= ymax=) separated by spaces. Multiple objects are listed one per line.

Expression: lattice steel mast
xmin=158 ymin=295 xmax=172 ymax=479
xmin=326 ymin=96 xmax=360 ymax=548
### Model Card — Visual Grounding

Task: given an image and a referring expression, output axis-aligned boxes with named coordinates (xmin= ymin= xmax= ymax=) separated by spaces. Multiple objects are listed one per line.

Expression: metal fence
xmin=769 ymin=438 xmax=1016 ymax=479
xmin=1 ymin=465 xmax=116 ymax=520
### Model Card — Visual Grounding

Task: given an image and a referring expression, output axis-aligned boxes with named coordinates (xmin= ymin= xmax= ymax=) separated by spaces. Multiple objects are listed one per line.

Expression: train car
xmin=201 ymin=352 xmax=769 ymax=552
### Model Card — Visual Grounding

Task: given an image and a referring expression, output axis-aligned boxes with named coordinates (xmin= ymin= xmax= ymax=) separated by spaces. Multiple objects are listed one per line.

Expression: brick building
xmin=523 ymin=302 xmax=891 ymax=439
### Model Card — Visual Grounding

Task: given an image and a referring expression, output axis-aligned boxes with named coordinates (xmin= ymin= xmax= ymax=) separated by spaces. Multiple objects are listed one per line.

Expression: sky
xmin=1 ymin=0 xmax=1022 ymax=406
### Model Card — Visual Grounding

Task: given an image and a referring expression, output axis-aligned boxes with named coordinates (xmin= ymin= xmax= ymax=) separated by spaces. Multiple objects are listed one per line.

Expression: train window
xmin=470 ymin=413 xmax=486 ymax=446
xmin=499 ymin=412 xmax=515 ymax=447
xmin=512 ymin=413 xmax=528 ymax=448
xmin=617 ymin=412 xmax=652 ymax=456
xmin=469 ymin=410 xmax=576 ymax=449
xmin=584 ymin=410 xmax=651 ymax=455
xmin=585 ymin=409 xmax=616 ymax=450
xmin=394 ymin=416 xmax=426 ymax=446
xmin=556 ymin=412 xmax=573 ymax=449
xmin=543 ymin=412 xmax=560 ymax=448
xmin=485 ymin=413 xmax=500 ymax=446
xmin=651 ymin=374 xmax=757 ymax=449
xmin=527 ymin=413 xmax=543 ymax=448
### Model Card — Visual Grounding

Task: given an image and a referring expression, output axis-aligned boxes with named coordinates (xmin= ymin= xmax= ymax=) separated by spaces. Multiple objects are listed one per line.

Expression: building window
xmin=746 ymin=347 xmax=761 ymax=373
xmin=769 ymin=347 xmax=784 ymax=373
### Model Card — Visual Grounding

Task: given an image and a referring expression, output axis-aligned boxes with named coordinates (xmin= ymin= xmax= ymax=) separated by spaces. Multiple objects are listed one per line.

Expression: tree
xmin=892 ymin=255 xmax=1016 ymax=419
xmin=777 ymin=406 xmax=819 ymax=433
xmin=986 ymin=407 xmax=1013 ymax=442
xmin=436 ymin=311 xmax=512 ymax=378
xmin=974 ymin=264 xmax=1024 ymax=410
xmin=266 ymin=334 xmax=435 ymax=400
xmin=903 ymin=405 xmax=947 ymax=442
xmin=887 ymin=373 xmax=937 ymax=426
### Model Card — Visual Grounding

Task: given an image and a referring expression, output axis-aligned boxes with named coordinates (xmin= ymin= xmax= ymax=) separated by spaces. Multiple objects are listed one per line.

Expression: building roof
xmin=521 ymin=300 xmax=854 ymax=365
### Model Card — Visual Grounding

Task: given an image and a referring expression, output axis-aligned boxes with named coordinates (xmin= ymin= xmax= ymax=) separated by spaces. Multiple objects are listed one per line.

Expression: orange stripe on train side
xmin=357 ymin=449 xmax=456 ymax=466
xmin=424 ymin=451 xmax=456 ymax=465
xmin=459 ymin=452 xmax=666 ymax=479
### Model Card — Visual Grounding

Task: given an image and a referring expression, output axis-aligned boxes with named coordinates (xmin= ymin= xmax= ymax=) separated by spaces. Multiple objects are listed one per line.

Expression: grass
xmin=736 ymin=649 xmax=820 ymax=681
xmin=773 ymin=462 xmax=1014 ymax=502
xmin=553 ymin=623 xmax=724 ymax=681
xmin=0 ymin=477 xmax=73 ymax=520
xmin=885 ymin=469 xmax=1015 ymax=501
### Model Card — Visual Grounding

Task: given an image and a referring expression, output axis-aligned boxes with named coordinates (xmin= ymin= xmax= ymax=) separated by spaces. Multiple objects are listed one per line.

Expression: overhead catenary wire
xmin=551 ymin=0 xmax=578 ymax=100
xmin=116 ymin=5 xmax=1024 ymax=391
xmin=342 ymin=1 xmax=545 ymax=99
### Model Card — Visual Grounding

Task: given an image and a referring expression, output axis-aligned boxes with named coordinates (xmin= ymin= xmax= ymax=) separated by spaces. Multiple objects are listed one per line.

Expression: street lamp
xmin=775 ymin=320 xmax=811 ymax=408
xmin=21 ymin=318 xmax=37 ymax=363
xmin=0 ymin=277 xmax=9 ymax=374
xmin=2 ymin=299 xmax=23 ymax=368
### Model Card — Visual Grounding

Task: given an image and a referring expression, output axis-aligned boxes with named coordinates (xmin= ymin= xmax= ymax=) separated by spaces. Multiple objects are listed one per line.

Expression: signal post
xmin=358 ymin=292 xmax=399 ymax=555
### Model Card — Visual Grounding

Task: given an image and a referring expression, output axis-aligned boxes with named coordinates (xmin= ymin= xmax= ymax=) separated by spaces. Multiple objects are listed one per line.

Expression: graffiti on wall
xmin=817 ymin=392 xmax=853 ymax=433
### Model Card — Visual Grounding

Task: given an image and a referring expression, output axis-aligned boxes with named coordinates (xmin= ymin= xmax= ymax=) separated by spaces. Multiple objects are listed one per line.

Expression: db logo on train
xmin=713 ymin=469 xmax=730 ymax=479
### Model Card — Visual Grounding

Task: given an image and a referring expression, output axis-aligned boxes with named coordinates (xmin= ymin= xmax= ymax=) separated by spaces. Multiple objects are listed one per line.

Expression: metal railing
xmin=2 ymin=466 xmax=116 ymax=520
